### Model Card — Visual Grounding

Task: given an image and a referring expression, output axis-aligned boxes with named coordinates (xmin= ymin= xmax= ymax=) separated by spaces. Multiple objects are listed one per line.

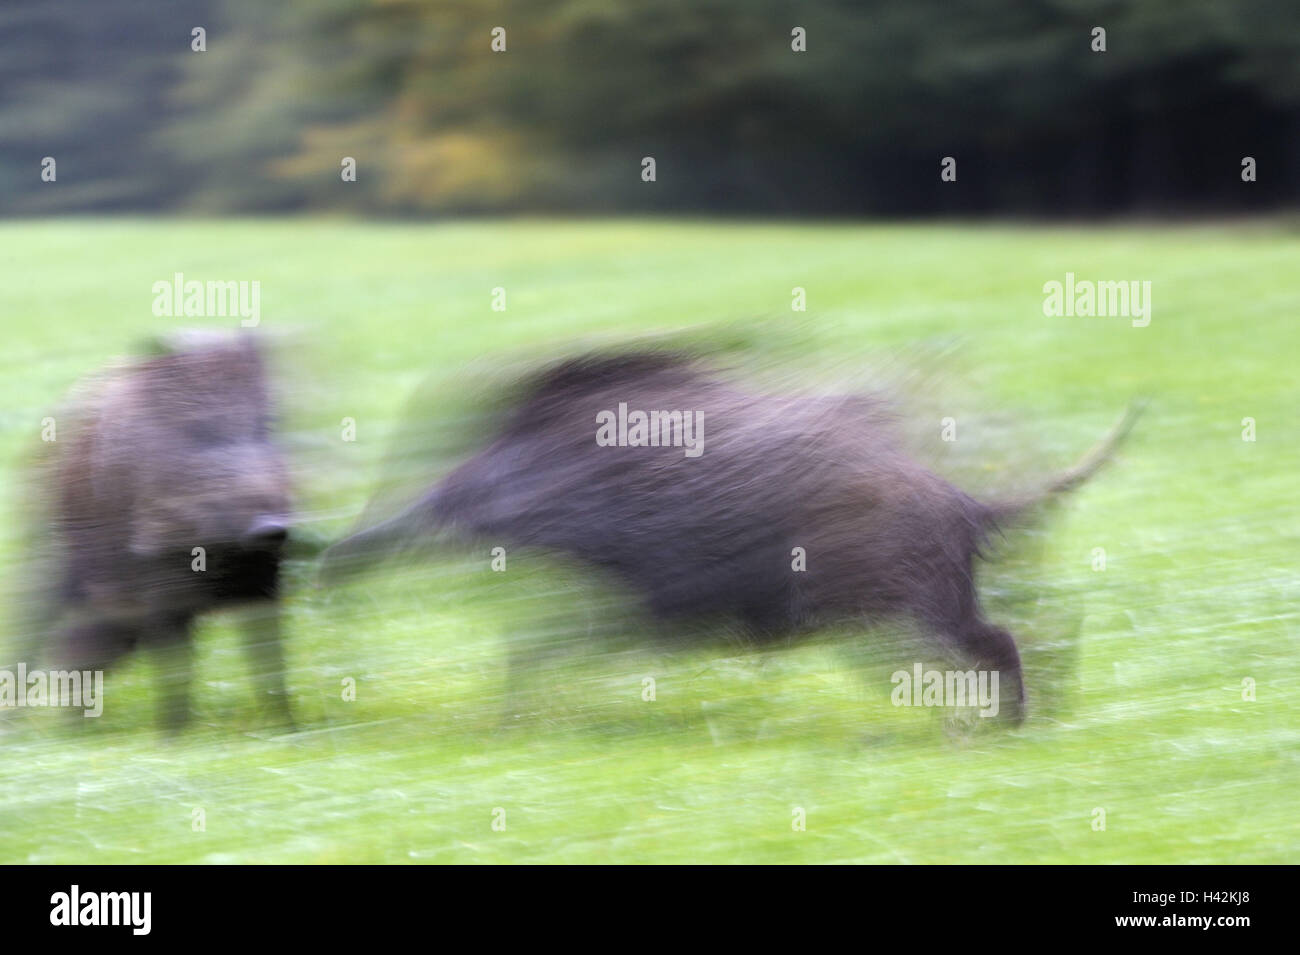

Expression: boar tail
xmin=983 ymin=400 xmax=1146 ymax=526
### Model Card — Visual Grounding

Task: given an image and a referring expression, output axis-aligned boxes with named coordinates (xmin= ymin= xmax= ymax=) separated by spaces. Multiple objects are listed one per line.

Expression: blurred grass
xmin=0 ymin=217 xmax=1297 ymax=863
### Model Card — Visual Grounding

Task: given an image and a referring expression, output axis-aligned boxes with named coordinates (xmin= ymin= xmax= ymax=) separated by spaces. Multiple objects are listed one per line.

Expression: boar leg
xmin=143 ymin=613 xmax=196 ymax=733
xmin=914 ymin=579 xmax=1026 ymax=723
xmin=241 ymin=602 xmax=294 ymax=729
xmin=955 ymin=619 xmax=1026 ymax=723
xmin=55 ymin=616 xmax=138 ymax=673
xmin=20 ymin=617 xmax=136 ymax=727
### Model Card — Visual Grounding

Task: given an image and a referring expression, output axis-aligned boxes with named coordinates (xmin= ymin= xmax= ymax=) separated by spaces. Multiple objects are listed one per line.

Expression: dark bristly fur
xmin=29 ymin=334 xmax=294 ymax=731
xmin=326 ymin=351 xmax=1141 ymax=723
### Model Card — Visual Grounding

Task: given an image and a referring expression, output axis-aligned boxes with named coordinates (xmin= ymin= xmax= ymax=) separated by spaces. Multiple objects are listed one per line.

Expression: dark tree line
xmin=2 ymin=0 xmax=1298 ymax=216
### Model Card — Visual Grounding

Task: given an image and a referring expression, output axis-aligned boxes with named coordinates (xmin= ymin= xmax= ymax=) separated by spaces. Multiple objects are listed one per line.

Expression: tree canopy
xmin=3 ymin=0 xmax=1297 ymax=215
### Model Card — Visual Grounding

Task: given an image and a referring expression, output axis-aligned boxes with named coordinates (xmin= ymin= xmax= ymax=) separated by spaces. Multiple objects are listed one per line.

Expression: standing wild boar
xmin=325 ymin=351 xmax=1140 ymax=723
xmin=28 ymin=333 xmax=294 ymax=730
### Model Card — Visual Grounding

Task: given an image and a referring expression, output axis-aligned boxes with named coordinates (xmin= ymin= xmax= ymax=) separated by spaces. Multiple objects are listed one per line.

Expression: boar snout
xmin=242 ymin=517 xmax=290 ymax=549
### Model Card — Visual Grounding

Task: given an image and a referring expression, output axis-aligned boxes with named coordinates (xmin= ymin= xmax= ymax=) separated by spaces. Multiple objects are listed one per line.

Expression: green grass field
xmin=1 ymin=218 xmax=1297 ymax=863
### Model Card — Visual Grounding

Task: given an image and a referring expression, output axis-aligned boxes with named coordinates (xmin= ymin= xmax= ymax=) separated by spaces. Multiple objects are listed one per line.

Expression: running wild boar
xmin=27 ymin=333 xmax=294 ymax=730
xmin=325 ymin=351 xmax=1141 ymax=723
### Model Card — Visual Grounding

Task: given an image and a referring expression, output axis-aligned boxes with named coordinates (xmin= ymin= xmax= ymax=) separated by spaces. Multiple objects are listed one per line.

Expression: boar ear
xmin=129 ymin=501 xmax=192 ymax=556
xmin=139 ymin=335 xmax=178 ymax=358
xmin=141 ymin=329 xmax=245 ymax=357
xmin=128 ymin=516 xmax=170 ymax=556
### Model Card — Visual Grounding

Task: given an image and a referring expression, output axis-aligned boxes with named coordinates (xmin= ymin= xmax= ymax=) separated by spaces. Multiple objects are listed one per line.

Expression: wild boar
xmin=325 ymin=351 xmax=1140 ymax=723
xmin=28 ymin=333 xmax=294 ymax=730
